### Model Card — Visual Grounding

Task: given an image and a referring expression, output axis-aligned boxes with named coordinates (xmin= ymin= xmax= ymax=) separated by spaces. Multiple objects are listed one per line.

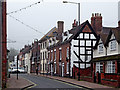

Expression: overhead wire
xmin=8 ymin=14 xmax=45 ymax=35
xmin=7 ymin=0 xmax=42 ymax=15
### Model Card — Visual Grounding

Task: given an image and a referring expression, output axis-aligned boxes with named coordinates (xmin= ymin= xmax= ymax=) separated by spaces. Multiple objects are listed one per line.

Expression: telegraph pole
xmin=0 ymin=1 xmax=2 ymax=89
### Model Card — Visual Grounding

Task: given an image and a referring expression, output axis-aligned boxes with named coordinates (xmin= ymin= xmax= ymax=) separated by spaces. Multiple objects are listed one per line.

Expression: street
xmin=20 ymin=74 xmax=87 ymax=89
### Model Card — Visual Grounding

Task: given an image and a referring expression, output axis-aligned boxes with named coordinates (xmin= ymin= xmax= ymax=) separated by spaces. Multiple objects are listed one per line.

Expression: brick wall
xmin=73 ymin=65 xmax=93 ymax=82
xmin=49 ymin=42 xmax=70 ymax=77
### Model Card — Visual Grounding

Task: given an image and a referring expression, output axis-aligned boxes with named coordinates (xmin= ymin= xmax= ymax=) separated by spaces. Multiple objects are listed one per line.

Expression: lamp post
xmin=63 ymin=1 xmax=80 ymax=25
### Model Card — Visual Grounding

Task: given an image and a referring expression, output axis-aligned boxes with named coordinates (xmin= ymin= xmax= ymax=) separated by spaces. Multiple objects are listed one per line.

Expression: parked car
xmin=11 ymin=67 xmax=26 ymax=73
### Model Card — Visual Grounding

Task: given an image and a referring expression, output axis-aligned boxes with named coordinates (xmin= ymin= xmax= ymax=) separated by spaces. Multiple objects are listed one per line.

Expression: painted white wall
xmin=40 ymin=39 xmax=48 ymax=73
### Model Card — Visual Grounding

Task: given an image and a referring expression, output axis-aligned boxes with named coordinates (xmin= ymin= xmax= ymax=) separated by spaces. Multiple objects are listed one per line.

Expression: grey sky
xmin=7 ymin=0 xmax=120 ymax=50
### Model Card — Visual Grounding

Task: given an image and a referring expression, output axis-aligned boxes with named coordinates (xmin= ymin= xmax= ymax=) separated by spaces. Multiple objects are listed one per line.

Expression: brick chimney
xmin=57 ymin=21 xmax=64 ymax=35
xmin=118 ymin=21 xmax=120 ymax=27
xmin=91 ymin=13 xmax=102 ymax=35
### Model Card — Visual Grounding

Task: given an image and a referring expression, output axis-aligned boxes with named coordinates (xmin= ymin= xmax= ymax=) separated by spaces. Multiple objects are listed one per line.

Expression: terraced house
xmin=92 ymin=21 xmax=120 ymax=87
xmin=39 ymin=24 xmax=59 ymax=74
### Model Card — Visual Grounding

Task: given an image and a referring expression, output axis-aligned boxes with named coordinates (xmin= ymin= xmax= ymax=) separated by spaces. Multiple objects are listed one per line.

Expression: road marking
xmin=21 ymin=77 xmax=37 ymax=90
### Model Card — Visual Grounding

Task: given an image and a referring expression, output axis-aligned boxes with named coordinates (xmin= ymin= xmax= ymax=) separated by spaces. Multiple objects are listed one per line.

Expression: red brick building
xmin=30 ymin=39 xmax=40 ymax=73
xmin=2 ymin=1 xmax=7 ymax=88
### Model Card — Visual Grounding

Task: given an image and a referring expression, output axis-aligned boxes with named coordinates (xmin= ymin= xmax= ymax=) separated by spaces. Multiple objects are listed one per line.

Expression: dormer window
xmin=98 ymin=43 xmax=103 ymax=53
xmin=110 ymin=40 xmax=116 ymax=51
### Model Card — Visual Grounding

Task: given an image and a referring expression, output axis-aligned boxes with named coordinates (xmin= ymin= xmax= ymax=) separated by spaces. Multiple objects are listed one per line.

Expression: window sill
xmin=110 ymin=49 xmax=116 ymax=51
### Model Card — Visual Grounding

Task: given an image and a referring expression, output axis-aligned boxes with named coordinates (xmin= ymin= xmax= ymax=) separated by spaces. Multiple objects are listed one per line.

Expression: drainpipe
xmin=0 ymin=1 xmax=2 ymax=89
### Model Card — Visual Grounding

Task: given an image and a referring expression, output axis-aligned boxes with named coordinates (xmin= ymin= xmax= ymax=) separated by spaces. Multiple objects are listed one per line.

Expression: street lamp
xmin=63 ymin=1 xmax=80 ymax=25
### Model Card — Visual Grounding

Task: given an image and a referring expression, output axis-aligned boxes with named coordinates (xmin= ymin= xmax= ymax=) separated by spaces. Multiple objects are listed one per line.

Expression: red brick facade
xmin=30 ymin=40 xmax=40 ymax=73
xmin=73 ymin=65 xmax=92 ymax=82
xmin=48 ymin=42 xmax=71 ymax=77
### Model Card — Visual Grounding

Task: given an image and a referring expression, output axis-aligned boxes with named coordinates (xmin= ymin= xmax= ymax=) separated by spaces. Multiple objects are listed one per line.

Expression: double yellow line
xmin=22 ymin=77 xmax=36 ymax=90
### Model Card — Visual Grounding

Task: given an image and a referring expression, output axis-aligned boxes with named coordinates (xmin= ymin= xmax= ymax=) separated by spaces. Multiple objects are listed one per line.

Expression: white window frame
xmin=98 ymin=43 xmax=103 ymax=53
xmin=107 ymin=61 xmax=115 ymax=73
xmin=59 ymin=50 xmax=62 ymax=60
xmin=67 ymin=47 xmax=69 ymax=59
xmin=54 ymin=51 xmax=56 ymax=61
xmin=110 ymin=40 xmax=116 ymax=51
xmin=66 ymin=62 xmax=69 ymax=74
xmin=54 ymin=64 xmax=56 ymax=74
xmin=96 ymin=62 xmax=103 ymax=73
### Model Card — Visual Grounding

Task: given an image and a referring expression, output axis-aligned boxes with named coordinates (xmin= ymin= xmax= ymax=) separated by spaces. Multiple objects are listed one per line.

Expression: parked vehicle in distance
xmin=11 ymin=67 xmax=26 ymax=73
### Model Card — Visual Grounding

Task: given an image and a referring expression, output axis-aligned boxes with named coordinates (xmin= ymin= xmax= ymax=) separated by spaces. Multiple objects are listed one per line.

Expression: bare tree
xmin=8 ymin=48 xmax=19 ymax=62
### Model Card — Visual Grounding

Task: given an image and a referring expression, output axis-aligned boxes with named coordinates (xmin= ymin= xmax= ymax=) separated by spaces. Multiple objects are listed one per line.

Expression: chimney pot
xmin=91 ymin=13 xmax=102 ymax=35
xmin=95 ymin=13 xmax=97 ymax=16
xmin=92 ymin=13 xmax=94 ymax=17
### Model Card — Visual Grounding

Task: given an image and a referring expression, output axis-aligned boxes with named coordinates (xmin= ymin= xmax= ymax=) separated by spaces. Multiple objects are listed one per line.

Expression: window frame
xmin=98 ymin=43 xmax=104 ymax=53
xmin=107 ymin=61 xmax=115 ymax=73
xmin=110 ymin=40 xmax=116 ymax=51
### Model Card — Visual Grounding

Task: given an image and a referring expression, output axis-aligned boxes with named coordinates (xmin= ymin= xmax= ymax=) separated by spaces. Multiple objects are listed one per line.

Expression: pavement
xmin=36 ymin=74 xmax=114 ymax=89
xmin=5 ymin=74 xmax=34 ymax=89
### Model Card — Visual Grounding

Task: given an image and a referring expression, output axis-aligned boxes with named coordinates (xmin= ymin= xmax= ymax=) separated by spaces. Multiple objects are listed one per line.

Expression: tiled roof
xmin=94 ymin=27 xmax=120 ymax=49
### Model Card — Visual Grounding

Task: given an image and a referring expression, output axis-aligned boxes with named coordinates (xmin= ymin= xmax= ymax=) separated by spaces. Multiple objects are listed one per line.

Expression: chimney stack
xmin=72 ymin=19 xmax=78 ymax=28
xmin=57 ymin=21 xmax=64 ymax=35
xmin=118 ymin=21 xmax=120 ymax=27
xmin=91 ymin=13 xmax=102 ymax=35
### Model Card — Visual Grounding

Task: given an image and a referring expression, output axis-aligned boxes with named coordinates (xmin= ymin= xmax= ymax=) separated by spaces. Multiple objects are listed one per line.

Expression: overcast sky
xmin=7 ymin=0 xmax=120 ymax=50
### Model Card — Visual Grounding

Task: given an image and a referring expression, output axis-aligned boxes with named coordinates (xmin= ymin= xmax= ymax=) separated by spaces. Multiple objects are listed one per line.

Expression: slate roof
xmin=94 ymin=27 xmax=120 ymax=49
xmin=39 ymin=27 xmax=58 ymax=43
xmin=47 ymin=20 xmax=97 ymax=50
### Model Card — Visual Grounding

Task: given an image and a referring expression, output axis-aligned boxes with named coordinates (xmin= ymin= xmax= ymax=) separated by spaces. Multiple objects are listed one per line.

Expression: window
xmin=67 ymin=47 xmax=69 ymax=59
xmin=107 ymin=61 xmax=115 ymax=73
xmin=54 ymin=64 xmax=56 ymax=73
xmin=110 ymin=40 xmax=116 ymax=51
xmin=51 ymin=52 xmax=53 ymax=61
xmin=54 ymin=51 xmax=56 ymax=61
xmin=98 ymin=44 xmax=103 ymax=53
xmin=45 ymin=51 xmax=47 ymax=59
xmin=43 ymin=43 xmax=44 ymax=49
xmin=40 ymin=53 xmax=42 ymax=60
xmin=43 ymin=52 xmax=44 ymax=60
xmin=96 ymin=62 xmax=103 ymax=73
xmin=85 ymin=33 xmax=89 ymax=39
xmin=67 ymin=62 xmax=69 ymax=74
xmin=45 ymin=42 xmax=47 ymax=48
xmin=45 ymin=64 xmax=47 ymax=71
xmin=41 ymin=44 xmax=42 ymax=49
xmin=59 ymin=50 xmax=62 ymax=60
